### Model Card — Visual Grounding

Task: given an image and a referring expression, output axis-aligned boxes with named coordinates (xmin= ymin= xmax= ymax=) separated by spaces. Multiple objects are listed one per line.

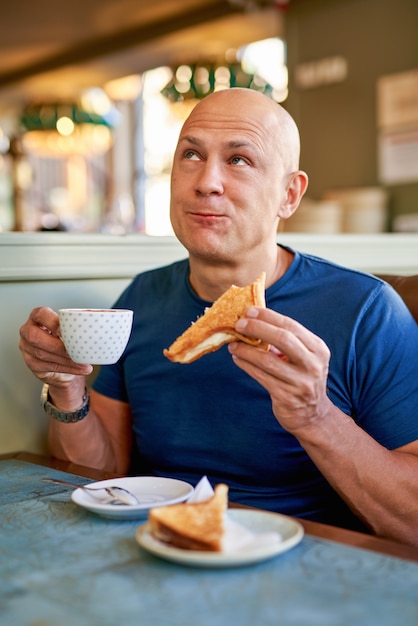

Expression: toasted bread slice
xmin=148 ymin=484 xmax=228 ymax=552
xmin=163 ymin=272 xmax=269 ymax=363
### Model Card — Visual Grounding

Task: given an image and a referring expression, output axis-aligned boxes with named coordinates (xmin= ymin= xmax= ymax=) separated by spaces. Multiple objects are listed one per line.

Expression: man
xmin=19 ymin=88 xmax=418 ymax=545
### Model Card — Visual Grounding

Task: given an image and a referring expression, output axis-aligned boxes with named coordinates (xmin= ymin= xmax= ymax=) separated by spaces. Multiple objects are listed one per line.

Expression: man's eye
xmin=231 ymin=156 xmax=246 ymax=165
xmin=184 ymin=150 xmax=199 ymax=160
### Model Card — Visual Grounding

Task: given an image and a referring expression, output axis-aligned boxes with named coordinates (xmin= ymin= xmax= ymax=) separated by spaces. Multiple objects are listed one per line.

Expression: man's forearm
xmin=47 ymin=407 xmax=117 ymax=472
xmin=295 ymin=406 xmax=418 ymax=546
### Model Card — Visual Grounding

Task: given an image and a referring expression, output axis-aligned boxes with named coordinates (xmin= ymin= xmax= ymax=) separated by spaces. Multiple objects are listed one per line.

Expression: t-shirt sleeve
xmin=92 ymin=360 xmax=128 ymax=402
xmin=350 ymin=281 xmax=418 ymax=449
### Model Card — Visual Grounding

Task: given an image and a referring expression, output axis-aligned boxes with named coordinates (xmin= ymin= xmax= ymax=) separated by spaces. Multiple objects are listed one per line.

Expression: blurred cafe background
xmin=0 ymin=0 xmax=417 ymax=236
xmin=2 ymin=0 xmax=418 ymax=456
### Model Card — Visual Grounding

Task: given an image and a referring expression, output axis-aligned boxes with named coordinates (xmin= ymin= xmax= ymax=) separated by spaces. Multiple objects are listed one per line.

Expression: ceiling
xmin=0 ymin=0 xmax=284 ymax=114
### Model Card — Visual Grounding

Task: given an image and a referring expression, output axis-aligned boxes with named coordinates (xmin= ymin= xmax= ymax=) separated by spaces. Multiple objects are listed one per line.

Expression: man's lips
xmin=188 ymin=209 xmax=227 ymax=220
xmin=187 ymin=212 xmax=228 ymax=227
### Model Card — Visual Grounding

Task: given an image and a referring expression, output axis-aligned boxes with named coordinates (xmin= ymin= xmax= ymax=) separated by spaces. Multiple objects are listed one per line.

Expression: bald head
xmin=180 ymin=88 xmax=301 ymax=173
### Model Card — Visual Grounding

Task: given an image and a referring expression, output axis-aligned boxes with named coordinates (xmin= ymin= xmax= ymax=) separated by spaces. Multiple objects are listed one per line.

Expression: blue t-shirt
xmin=93 ymin=247 xmax=418 ymax=532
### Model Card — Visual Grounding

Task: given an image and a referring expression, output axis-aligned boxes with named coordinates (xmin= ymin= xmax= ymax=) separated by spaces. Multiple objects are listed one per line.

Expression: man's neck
xmin=188 ymin=246 xmax=293 ymax=302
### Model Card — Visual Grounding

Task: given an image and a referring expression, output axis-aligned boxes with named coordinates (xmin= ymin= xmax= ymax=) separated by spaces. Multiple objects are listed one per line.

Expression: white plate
xmin=136 ymin=509 xmax=304 ymax=567
xmin=71 ymin=476 xmax=194 ymax=520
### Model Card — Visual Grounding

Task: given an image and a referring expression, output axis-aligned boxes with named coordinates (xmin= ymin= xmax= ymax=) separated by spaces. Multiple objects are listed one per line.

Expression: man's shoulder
xmin=281 ymin=246 xmax=384 ymax=293
xmin=298 ymin=250 xmax=377 ymax=281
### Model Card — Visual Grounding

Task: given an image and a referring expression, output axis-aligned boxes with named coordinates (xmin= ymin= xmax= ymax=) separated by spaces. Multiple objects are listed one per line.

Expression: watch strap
xmin=41 ymin=384 xmax=90 ymax=423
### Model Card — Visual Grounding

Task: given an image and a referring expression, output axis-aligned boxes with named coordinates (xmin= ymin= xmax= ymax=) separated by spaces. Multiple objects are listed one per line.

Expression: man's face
xmin=169 ymin=93 xmax=289 ymax=266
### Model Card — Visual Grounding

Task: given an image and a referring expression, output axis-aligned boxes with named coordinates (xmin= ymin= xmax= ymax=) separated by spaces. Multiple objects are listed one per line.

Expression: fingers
xmin=19 ymin=307 xmax=92 ymax=382
xmin=31 ymin=306 xmax=61 ymax=338
xmin=234 ymin=306 xmax=330 ymax=366
xmin=19 ymin=307 xmax=61 ymax=363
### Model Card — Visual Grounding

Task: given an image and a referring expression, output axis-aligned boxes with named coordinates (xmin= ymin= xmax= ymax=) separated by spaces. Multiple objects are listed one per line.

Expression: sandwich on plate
xmin=148 ymin=484 xmax=228 ymax=552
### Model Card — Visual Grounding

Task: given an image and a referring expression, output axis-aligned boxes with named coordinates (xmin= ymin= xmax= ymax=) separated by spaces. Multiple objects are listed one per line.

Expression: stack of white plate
xmin=322 ymin=186 xmax=388 ymax=233
xmin=283 ymin=198 xmax=343 ymax=234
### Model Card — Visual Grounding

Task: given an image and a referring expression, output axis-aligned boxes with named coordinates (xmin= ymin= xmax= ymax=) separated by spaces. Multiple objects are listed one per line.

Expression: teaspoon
xmin=41 ymin=477 xmax=140 ymax=505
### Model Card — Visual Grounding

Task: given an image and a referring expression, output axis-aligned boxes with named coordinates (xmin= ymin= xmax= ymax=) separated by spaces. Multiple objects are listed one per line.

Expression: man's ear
xmin=278 ymin=170 xmax=309 ymax=219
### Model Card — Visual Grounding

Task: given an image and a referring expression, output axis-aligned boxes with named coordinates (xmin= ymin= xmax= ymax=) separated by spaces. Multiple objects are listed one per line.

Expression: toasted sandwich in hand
xmin=163 ymin=272 xmax=269 ymax=364
xmin=148 ymin=484 xmax=228 ymax=551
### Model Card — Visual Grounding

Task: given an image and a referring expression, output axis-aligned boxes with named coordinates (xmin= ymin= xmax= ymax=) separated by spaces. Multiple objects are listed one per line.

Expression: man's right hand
xmin=19 ymin=306 xmax=93 ymax=387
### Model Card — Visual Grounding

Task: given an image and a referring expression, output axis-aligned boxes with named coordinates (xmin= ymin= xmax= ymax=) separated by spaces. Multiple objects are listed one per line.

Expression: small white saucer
xmin=71 ymin=476 xmax=194 ymax=520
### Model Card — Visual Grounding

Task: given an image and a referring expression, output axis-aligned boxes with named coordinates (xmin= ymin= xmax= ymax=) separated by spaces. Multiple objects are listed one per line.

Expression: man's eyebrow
xmin=178 ymin=135 xmax=201 ymax=146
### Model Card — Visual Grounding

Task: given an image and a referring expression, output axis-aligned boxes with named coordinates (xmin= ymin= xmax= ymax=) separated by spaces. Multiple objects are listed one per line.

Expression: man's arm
xmin=19 ymin=306 xmax=133 ymax=474
xmin=47 ymin=388 xmax=132 ymax=474
xmin=291 ymin=409 xmax=418 ymax=544
xmin=229 ymin=306 xmax=418 ymax=546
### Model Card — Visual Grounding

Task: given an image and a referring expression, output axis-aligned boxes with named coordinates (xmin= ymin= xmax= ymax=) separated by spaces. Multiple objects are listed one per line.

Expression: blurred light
xmin=175 ymin=80 xmax=191 ymax=94
xmin=56 ymin=116 xmax=75 ymax=136
xmin=215 ymin=66 xmax=230 ymax=83
xmin=80 ymin=87 xmax=114 ymax=116
xmin=161 ymin=62 xmax=274 ymax=102
xmin=239 ymin=37 xmax=287 ymax=100
xmin=176 ymin=65 xmax=193 ymax=82
xmin=0 ymin=128 xmax=10 ymax=154
xmin=40 ymin=213 xmax=62 ymax=230
xmin=195 ymin=67 xmax=209 ymax=85
xmin=104 ymin=74 xmax=142 ymax=101
xmin=161 ymin=38 xmax=287 ymax=104
xmin=15 ymin=161 xmax=32 ymax=189
xmin=20 ymin=89 xmax=119 ymax=157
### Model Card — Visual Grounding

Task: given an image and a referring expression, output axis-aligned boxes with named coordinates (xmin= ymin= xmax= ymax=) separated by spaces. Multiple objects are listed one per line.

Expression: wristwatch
xmin=40 ymin=384 xmax=90 ymax=423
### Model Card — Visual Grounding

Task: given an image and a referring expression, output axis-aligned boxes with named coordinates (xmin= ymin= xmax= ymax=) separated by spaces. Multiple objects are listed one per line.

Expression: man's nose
xmin=195 ymin=160 xmax=224 ymax=195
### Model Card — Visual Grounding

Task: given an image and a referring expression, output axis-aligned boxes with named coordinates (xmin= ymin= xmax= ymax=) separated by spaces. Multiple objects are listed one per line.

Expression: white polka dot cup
xmin=58 ymin=309 xmax=134 ymax=365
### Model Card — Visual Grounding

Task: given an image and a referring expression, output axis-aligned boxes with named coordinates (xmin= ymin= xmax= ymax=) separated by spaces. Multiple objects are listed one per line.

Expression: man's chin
xmin=175 ymin=229 xmax=229 ymax=259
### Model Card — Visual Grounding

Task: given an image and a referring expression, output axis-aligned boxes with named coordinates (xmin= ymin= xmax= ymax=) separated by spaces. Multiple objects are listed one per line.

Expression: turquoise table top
xmin=1 ymin=458 xmax=417 ymax=626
